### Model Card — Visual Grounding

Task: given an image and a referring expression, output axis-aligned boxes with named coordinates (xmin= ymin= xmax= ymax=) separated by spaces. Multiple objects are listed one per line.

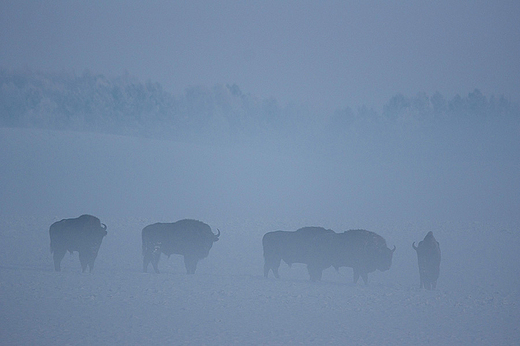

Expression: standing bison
xmin=142 ymin=219 xmax=220 ymax=274
xmin=49 ymin=214 xmax=107 ymax=272
xmin=262 ymin=227 xmax=335 ymax=281
xmin=413 ymin=231 xmax=441 ymax=290
xmin=332 ymin=229 xmax=396 ymax=285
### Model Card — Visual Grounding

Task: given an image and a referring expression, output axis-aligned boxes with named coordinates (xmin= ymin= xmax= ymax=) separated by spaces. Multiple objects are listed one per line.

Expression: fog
xmin=1 ymin=110 xmax=519 ymax=344
xmin=1 ymin=1 xmax=520 ymax=111
xmin=2 ymin=115 xmax=518 ymax=228
xmin=1 ymin=1 xmax=520 ymax=344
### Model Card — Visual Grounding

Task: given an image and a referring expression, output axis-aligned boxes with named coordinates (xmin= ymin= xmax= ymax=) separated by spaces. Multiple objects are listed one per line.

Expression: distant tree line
xmin=0 ymin=68 xmax=286 ymax=140
xmin=331 ymin=90 xmax=518 ymax=131
xmin=1 ymin=67 xmax=518 ymax=140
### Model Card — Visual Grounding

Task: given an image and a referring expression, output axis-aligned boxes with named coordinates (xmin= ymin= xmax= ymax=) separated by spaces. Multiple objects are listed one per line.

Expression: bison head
xmin=195 ymin=228 xmax=221 ymax=259
xmin=88 ymin=223 xmax=107 ymax=256
xmin=376 ymin=245 xmax=396 ymax=271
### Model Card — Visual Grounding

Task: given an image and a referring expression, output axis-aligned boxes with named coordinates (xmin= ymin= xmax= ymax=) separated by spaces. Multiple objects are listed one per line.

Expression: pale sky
xmin=1 ymin=1 xmax=519 ymax=111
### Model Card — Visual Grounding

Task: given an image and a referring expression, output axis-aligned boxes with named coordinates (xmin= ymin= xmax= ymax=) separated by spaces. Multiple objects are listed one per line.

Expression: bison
xmin=49 ymin=214 xmax=107 ymax=272
xmin=142 ymin=219 xmax=220 ymax=274
xmin=262 ymin=227 xmax=336 ymax=281
xmin=413 ymin=231 xmax=441 ymax=290
xmin=332 ymin=229 xmax=396 ymax=285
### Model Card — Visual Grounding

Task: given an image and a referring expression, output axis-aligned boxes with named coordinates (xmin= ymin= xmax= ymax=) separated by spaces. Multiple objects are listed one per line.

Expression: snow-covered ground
xmin=1 ymin=127 xmax=519 ymax=345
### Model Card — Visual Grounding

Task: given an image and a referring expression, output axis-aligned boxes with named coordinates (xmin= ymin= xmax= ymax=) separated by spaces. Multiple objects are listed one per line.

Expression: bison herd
xmin=49 ymin=214 xmax=441 ymax=289
xmin=263 ymin=228 xmax=396 ymax=284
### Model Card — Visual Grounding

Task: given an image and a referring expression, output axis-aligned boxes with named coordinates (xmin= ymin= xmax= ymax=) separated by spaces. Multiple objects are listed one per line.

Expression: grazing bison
xmin=332 ymin=229 xmax=396 ymax=285
xmin=413 ymin=231 xmax=441 ymax=290
xmin=49 ymin=214 xmax=107 ymax=272
xmin=262 ymin=227 xmax=335 ymax=281
xmin=142 ymin=219 xmax=220 ymax=274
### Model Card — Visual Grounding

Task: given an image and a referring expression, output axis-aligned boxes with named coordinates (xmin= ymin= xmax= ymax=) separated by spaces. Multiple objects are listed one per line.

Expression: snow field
xmin=1 ymin=127 xmax=519 ymax=345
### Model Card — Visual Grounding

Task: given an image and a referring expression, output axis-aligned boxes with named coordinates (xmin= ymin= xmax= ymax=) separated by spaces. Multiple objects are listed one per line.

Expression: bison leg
xmin=88 ymin=259 xmax=96 ymax=273
xmin=263 ymin=256 xmax=281 ymax=279
xmin=360 ymin=272 xmax=369 ymax=285
xmin=184 ymin=256 xmax=198 ymax=274
xmin=143 ymin=256 xmax=149 ymax=273
xmin=150 ymin=253 xmax=160 ymax=273
xmin=143 ymin=250 xmax=161 ymax=273
xmin=307 ymin=264 xmax=323 ymax=282
xmin=424 ymin=280 xmax=433 ymax=290
xmin=143 ymin=252 xmax=152 ymax=273
xmin=272 ymin=266 xmax=280 ymax=279
xmin=419 ymin=270 xmax=428 ymax=289
xmin=353 ymin=269 xmax=369 ymax=285
xmin=353 ymin=268 xmax=360 ymax=284
xmin=79 ymin=252 xmax=89 ymax=273
xmin=52 ymin=248 xmax=66 ymax=272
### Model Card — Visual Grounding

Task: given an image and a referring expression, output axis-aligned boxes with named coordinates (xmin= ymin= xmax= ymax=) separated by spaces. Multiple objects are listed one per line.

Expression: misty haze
xmin=1 ymin=2 xmax=520 ymax=345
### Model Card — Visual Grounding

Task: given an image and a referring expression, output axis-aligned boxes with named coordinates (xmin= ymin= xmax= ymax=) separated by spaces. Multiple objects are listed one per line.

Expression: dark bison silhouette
xmin=142 ymin=219 xmax=220 ymax=274
xmin=331 ymin=229 xmax=396 ymax=285
xmin=49 ymin=214 xmax=107 ymax=272
xmin=262 ymin=227 xmax=336 ymax=281
xmin=413 ymin=231 xmax=441 ymax=290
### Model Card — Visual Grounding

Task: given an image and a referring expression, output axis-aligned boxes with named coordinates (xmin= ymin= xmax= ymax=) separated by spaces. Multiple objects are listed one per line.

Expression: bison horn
xmin=101 ymin=223 xmax=107 ymax=231
xmin=412 ymin=242 xmax=418 ymax=250
xmin=215 ymin=228 xmax=221 ymax=238
xmin=391 ymin=245 xmax=396 ymax=252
